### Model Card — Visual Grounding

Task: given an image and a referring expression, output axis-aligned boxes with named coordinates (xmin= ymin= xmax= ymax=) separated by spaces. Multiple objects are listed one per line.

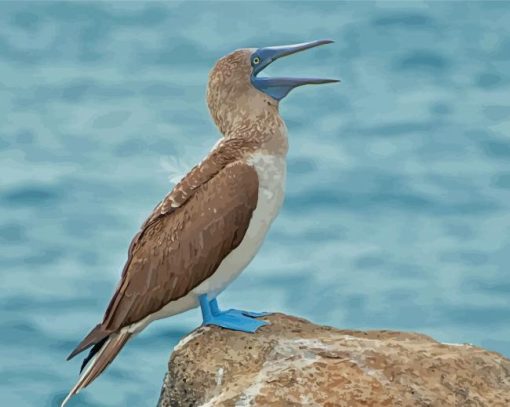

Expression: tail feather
xmin=61 ymin=330 xmax=132 ymax=407
xmin=80 ymin=336 xmax=109 ymax=373
xmin=67 ymin=324 xmax=110 ymax=361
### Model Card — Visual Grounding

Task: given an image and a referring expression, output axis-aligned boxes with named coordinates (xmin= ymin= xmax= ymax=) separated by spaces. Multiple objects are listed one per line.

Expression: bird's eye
xmin=252 ymin=56 xmax=261 ymax=65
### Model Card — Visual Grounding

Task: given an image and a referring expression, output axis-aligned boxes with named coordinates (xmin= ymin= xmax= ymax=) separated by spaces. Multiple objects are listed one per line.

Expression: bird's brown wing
xmin=102 ymin=160 xmax=259 ymax=330
xmin=68 ymin=158 xmax=258 ymax=359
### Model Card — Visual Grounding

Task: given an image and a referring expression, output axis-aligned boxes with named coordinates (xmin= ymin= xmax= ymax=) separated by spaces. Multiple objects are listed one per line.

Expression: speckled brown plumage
xmin=103 ymin=160 xmax=258 ymax=330
xmin=68 ymin=147 xmax=259 ymax=354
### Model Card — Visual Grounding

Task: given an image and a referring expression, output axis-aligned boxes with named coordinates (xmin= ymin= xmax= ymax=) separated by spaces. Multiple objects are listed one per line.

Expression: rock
xmin=158 ymin=313 xmax=510 ymax=406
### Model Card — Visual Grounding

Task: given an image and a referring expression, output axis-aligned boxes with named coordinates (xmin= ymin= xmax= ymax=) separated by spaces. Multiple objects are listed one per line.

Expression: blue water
xmin=1 ymin=1 xmax=510 ymax=406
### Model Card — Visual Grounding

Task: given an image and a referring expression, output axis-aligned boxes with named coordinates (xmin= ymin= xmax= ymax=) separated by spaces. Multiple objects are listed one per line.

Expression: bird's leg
xmin=198 ymin=294 xmax=269 ymax=333
xmin=209 ymin=297 xmax=221 ymax=316
xmin=199 ymin=293 xmax=214 ymax=321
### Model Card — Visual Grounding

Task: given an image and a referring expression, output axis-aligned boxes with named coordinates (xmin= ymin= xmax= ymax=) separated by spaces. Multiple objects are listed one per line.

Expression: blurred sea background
xmin=1 ymin=1 xmax=510 ymax=406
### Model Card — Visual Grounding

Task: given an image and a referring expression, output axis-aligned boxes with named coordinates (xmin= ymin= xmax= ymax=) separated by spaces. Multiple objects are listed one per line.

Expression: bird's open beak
xmin=251 ymin=39 xmax=339 ymax=100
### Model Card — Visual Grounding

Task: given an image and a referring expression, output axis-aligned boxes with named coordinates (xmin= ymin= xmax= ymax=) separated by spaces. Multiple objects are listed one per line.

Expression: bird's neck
xmin=221 ymin=105 xmax=288 ymax=157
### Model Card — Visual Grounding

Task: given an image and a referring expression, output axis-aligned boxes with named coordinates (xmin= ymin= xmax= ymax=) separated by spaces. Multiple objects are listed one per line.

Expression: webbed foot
xmin=199 ymin=295 xmax=270 ymax=333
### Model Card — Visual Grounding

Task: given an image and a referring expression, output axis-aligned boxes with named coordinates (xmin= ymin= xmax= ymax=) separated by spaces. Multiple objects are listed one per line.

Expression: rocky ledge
xmin=158 ymin=313 xmax=510 ymax=406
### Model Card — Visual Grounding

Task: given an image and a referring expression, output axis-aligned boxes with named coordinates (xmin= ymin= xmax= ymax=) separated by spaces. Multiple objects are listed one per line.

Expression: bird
xmin=62 ymin=39 xmax=337 ymax=406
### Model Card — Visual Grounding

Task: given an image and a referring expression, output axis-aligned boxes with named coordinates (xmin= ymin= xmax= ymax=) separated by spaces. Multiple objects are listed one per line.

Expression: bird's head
xmin=207 ymin=40 xmax=338 ymax=135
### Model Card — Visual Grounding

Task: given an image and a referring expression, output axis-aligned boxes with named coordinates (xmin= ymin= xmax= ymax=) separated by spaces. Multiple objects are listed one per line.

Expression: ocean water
xmin=1 ymin=1 xmax=510 ymax=406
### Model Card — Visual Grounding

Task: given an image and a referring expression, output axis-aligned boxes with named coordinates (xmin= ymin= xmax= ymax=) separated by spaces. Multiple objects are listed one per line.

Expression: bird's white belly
xmin=192 ymin=152 xmax=286 ymax=296
xmin=130 ymin=152 xmax=286 ymax=332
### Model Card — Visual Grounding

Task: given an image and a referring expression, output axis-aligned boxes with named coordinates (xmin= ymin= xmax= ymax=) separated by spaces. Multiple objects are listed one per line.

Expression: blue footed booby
xmin=62 ymin=40 xmax=337 ymax=406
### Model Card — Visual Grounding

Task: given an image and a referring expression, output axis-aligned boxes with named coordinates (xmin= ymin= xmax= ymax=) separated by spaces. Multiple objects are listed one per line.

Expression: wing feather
xmin=68 ymin=138 xmax=258 ymax=359
xmin=102 ymin=161 xmax=258 ymax=330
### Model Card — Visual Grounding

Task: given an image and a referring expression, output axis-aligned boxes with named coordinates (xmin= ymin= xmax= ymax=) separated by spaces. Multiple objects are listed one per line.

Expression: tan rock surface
xmin=157 ymin=314 xmax=510 ymax=406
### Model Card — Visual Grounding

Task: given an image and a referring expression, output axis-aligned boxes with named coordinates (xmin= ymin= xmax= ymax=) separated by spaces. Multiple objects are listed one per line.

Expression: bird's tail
xmin=61 ymin=330 xmax=132 ymax=407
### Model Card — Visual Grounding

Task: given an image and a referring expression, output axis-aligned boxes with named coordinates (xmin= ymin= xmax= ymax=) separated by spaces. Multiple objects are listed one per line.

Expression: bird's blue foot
xmin=199 ymin=295 xmax=270 ymax=333
xmin=228 ymin=309 xmax=270 ymax=318
xmin=209 ymin=298 xmax=270 ymax=318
